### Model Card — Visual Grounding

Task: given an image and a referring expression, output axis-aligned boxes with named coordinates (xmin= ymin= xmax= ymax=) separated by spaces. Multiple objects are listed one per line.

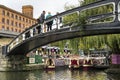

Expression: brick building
xmin=0 ymin=5 xmax=37 ymax=33
xmin=0 ymin=5 xmax=37 ymax=46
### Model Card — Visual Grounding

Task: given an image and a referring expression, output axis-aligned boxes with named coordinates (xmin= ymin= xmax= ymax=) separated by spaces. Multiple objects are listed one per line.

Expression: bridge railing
xmin=118 ymin=2 xmax=120 ymax=21
xmin=6 ymin=0 xmax=119 ymax=54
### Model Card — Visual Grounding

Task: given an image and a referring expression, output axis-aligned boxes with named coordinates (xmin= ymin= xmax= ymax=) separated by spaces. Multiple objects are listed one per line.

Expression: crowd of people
xmin=23 ymin=11 xmax=62 ymax=42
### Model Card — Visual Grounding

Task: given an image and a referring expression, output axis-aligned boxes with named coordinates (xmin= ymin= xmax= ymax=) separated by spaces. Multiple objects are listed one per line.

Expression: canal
xmin=0 ymin=68 xmax=119 ymax=80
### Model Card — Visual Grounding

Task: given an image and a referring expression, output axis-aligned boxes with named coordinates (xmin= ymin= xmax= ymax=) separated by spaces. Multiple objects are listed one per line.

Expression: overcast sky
xmin=0 ymin=0 xmax=80 ymax=18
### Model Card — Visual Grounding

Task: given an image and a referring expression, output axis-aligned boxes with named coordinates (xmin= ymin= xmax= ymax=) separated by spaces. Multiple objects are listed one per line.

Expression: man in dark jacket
xmin=37 ymin=11 xmax=46 ymax=33
xmin=37 ymin=11 xmax=46 ymax=24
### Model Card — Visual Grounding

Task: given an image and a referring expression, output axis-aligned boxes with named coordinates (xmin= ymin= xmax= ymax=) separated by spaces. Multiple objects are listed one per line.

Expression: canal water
xmin=0 ymin=69 xmax=119 ymax=80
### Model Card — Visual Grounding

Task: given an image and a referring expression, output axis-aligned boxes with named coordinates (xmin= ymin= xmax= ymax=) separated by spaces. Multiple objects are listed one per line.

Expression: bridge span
xmin=2 ymin=0 xmax=120 ymax=56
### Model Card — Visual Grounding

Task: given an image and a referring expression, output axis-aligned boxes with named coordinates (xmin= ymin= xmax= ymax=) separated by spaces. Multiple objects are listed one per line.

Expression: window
xmin=15 ymin=29 xmax=17 ymax=32
xmin=15 ymin=22 xmax=18 ymax=27
xmin=29 ymin=20 xmax=31 ymax=24
xmin=26 ymin=19 xmax=28 ymax=23
xmin=7 ymin=19 xmax=9 ymax=25
xmin=2 ymin=26 xmax=5 ymax=30
xmin=23 ymin=18 xmax=25 ymax=21
xmin=11 ymin=13 xmax=14 ymax=18
xmin=2 ymin=10 xmax=5 ymax=15
xmin=11 ymin=20 xmax=14 ymax=26
xmin=11 ymin=28 xmax=14 ymax=31
xmin=23 ymin=24 xmax=25 ymax=28
xmin=2 ymin=18 xmax=5 ymax=23
xmin=15 ymin=15 xmax=18 ymax=19
xmin=19 ymin=23 xmax=21 ymax=27
xmin=19 ymin=16 xmax=21 ymax=20
xmin=7 ymin=12 xmax=10 ymax=16
xmin=7 ymin=27 xmax=9 ymax=30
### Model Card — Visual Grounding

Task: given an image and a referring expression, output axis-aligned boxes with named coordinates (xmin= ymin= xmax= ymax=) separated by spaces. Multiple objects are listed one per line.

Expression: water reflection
xmin=0 ymin=69 xmax=119 ymax=80
xmin=107 ymin=74 xmax=120 ymax=80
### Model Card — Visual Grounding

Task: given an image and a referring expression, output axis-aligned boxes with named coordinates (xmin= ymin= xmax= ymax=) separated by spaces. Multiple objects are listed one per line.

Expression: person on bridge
xmin=37 ymin=11 xmax=46 ymax=33
xmin=38 ymin=10 xmax=46 ymax=24
xmin=46 ymin=12 xmax=53 ymax=31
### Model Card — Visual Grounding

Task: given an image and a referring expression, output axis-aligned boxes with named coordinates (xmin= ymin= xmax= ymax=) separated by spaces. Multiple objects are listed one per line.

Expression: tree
xmin=51 ymin=0 xmax=120 ymax=59
xmin=80 ymin=0 xmax=120 ymax=70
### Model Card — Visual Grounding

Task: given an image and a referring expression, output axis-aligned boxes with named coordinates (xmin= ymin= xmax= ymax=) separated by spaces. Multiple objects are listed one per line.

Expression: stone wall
xmin=0 ymin=37 xmax=13 ymax=46
xmin=0 ymin=47 xmax=44 ymax=71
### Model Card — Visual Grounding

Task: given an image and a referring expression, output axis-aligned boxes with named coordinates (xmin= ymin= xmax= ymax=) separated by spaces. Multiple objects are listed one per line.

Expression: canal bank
xmin=0 ymin=63 xmax=45 ymax=72
xmin=0 ymin=48 xmax=45 ymax=71
xmin=0 ymin=55 xmax=45 ymax=71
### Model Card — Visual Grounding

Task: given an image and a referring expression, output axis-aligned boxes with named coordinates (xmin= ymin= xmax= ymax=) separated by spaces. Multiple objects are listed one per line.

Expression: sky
xmin=0 ymin=0 xmax=80 ymax=18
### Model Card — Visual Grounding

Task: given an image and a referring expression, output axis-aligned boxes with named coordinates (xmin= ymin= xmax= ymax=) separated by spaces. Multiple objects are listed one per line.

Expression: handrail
xmin=87 ymin=12 xmax=115 ymax=23
xmin=45 ymin=0 xmax=115 ymax=23
xmin=7 ymin=23 xmax=39 ymax=45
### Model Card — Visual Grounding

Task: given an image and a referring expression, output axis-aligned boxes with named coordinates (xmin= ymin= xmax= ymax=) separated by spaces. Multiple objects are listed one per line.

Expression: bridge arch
xmin=5 ymin=0 xmax=120 ymax=56
xmin=7 ymin=22 xmax=120 ymax=56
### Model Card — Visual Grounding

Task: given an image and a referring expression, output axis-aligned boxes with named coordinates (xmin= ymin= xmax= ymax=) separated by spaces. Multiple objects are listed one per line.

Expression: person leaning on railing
xmin=46 ymin=12 xmax=53 ymax=31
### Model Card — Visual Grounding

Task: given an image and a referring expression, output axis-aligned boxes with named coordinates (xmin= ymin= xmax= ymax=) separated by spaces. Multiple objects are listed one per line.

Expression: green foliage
xmin=76 ymin=0 xmax=120 ymax=54
xmin=78 ymin=13 xmax=87 ymax=27
xmin=50 ymin=0 xmax=120 ymax=55
xmin=79 ymin=36 xmax=105 ymax=51
xmin=63 ymin=12 xmax=79 ymax=25
xmin=51 ymin=40 xmax=67 ymax=53
xmin=81 ymin=0 xmax=96 ymax=5
xmin=63 ymin=4 xmax=80 ymax=26
xmin=106 ymin=34 xmax=120 ymax=54
xmin=69 ymin=38 xmax=79 ymax=54
xmin=78 ymin=34 xmax=120 ymax=54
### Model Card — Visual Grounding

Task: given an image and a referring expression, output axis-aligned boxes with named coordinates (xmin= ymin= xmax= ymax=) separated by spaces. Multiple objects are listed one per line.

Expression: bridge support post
xmin=22 ymin=34 xmax=25 ymax=40
xmin=114 ymin=0 xmax=120 ymax=22
xmin=117 ymin=0 xmax=120 ymax=21
xmin=30 ymin=29 xmax=33 ymax=37
xmin=2 ymin=45 xmax=8 ymax=55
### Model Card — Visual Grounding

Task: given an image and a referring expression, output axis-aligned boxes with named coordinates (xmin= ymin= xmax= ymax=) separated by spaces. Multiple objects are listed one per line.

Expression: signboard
xmin=35 ymin=55 xmax=43 ymax=63
xmin=55 ymin=59 xmax=65 ymax=66
xmin=29 ymin=58 xmax=35 ymax=64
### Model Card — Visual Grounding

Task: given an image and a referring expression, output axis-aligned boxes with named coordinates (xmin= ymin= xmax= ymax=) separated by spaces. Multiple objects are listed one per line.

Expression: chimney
xmin=22 ymin=5 xmax=33 ymax=18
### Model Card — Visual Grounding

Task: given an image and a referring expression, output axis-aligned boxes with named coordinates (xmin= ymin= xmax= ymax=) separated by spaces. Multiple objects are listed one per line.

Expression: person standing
xmin=38 ymin=11 xmax=46 ymax=24
xmin=37 ymin=11 xmax=46 ymax=33
xmin=46 ymin=12 xmax=53 ymax=31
